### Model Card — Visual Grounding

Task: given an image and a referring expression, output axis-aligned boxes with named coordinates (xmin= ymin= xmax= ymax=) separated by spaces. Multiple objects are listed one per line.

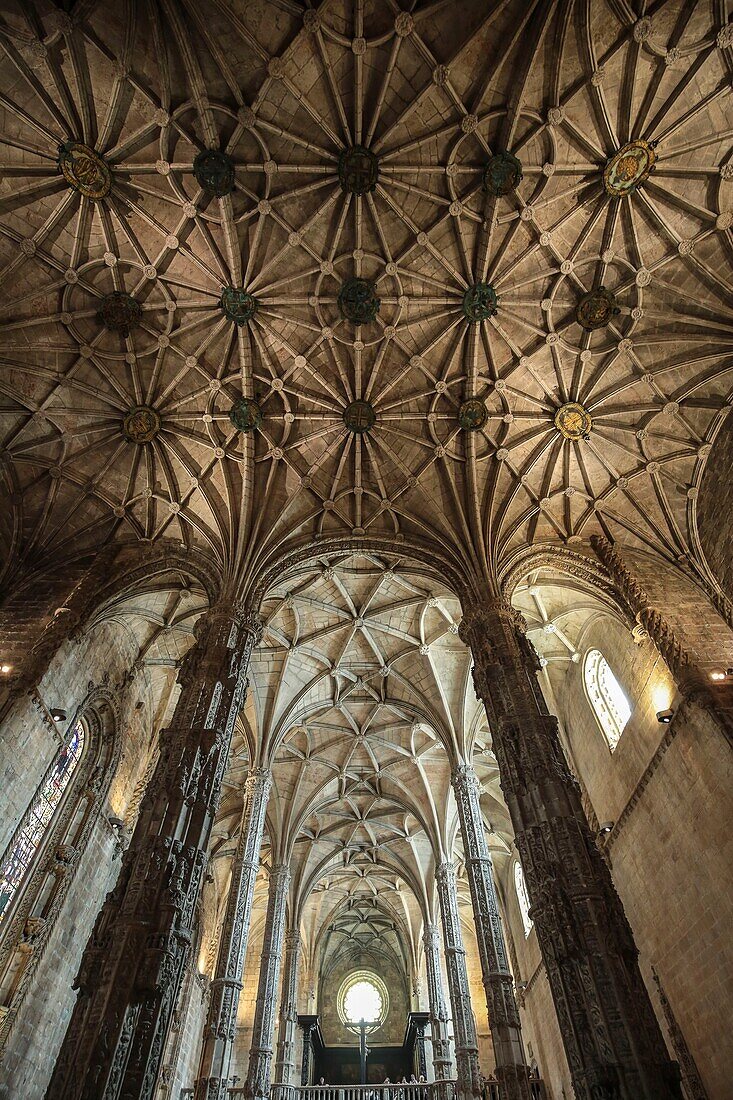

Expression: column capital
xmin=451 ymin=762 xmax=480 ymax=794
xmin=244 ymin=767 xmax=272 ymax=798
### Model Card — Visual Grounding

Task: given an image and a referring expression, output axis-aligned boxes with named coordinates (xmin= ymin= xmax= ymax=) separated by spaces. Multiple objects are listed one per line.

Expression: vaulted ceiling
xmin=1 ymin=0 xmax=731 ymax=596
xmin=1 ymin=0 xmax=732 ymax=988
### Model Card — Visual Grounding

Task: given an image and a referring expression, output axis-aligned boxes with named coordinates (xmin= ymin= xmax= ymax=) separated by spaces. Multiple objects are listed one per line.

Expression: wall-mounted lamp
xmin=0 ymin=663 xmax=11 ymax=674
xmin=710 ymin=670 xmax=726 ymax=682
xmin=517 ymin=981 xmax=528 ymax=992
xmin=598 ymin=822 xmax=615 ymax=836
xmin=108 ymin=815 xmax=124 ymax=831
xmin=656 ymin=708 xmax=675 ymax=724
xmin=50 ymin=708 xmax=67 ymax=723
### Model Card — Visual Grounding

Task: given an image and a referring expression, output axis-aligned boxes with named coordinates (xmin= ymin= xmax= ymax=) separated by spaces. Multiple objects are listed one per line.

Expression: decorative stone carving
xmin=193 ymin=150 xmax=236 ymax=197
xmin=343 ymin=400 xmax=376 ymax=434
xmin=458 ymin=598 xmax=682 ymax=1100
xmin=575 ymin=286 xmax=620 ymax=330
xmin=229 ymin=397 xmax=263 ymax=434
xmin=462 ymin=282 xmax=498 ymax=322
xmin=123 ymin=406 xmax=161 ymax=444
xmin=422 ymin=923 xmax=453 ymax=1083
xmin=97 ymin=292 xmax=142 ymax=336
xmin=452 ymin=766 xmax=531 ymax=1100
xmin=220 ymin=286 xmax=258 ymax=325
xmin=243 ymin=863 xmax=291 ymax=1100
xmin=338 ymin=278 xmax=380 ymax=323
xmin=338 ymin=146 xmax=379 ymax=195
xmin=436 ymin=862 xmax=482 ymax=1100
xmin=603 ymin=140 xmax=656 ymax=197
xmin=554 ymin=402 xmax=592 ymax=440
xmin=274 ymin=926 xmax=302 ymax=1084
xmin=482 ymin=152 xmax=523 ymax=196
xmin=46 ymin=604 xmax=262 ymax=1100
xmin=58 ymin=142 xmax=112 ymax=199
xmin=195 ymin=769 xmax=272 ymax=1100
xmin=458 ymin=399 xmax=488 ymax=431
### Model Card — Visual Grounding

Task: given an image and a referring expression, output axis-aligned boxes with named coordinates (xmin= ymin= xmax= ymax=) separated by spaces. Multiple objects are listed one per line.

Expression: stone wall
xmin=318 ymin=952 xmax=408 ymax=1048
xmin=697 ymin=411 xmax=733 ymax=603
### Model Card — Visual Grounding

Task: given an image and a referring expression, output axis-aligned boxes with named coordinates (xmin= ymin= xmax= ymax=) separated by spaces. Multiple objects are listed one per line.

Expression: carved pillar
xmin=415 ymin=1019 xmax=428 ymax=1080
xmin=422 ymin=923 xmax=453 ymax=1083
xmin=298 ymin=1017 xmax=318 ymax=1085
xmin=452 ymin=765 xmax=531 ymax=1100
xmin=274 ymin=927 xmax=301 ymax=1084
xmin=435 ymin=862 xmax=481 ymax=1100
xmin=651 ymin=968 xmax=708 ymax=1100
xmin=45 ymin=603 xmax=262 ymax=1100
xmin=244 ymin=863 xmax=291 ymax=1100
xmin=591 ymin=535 xmax=733 ymax=745
xmin=460 ymin=598 xmax=682 ymax=1100
xmin=195 ymin=768 xmax=273 ymax=1100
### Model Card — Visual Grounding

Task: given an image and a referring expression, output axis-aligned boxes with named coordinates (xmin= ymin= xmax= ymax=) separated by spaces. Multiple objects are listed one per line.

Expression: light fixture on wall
xmin=656 ymin=708 xmax=675 ymax=724
xmin=0 ymin=663 xmax=11 ymax=674
xmin=50 ymin=708 xmax=67 ymax=723
xmin=709 ymin=670 xmax=726 ymax=681
xmin=108 ymin=816 xmax=124 ymax=831
xmin=598 ymin=822 xmax=615 ymax=836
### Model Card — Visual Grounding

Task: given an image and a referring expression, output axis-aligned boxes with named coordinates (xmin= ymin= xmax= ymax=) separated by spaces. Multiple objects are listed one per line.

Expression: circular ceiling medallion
xmin=193 ymin=149 xmax=236 ymax=197
xmin=462 ymin=282 xmax=498 ymax=322
xmin=458 ymin=398 xmax=488 ymax=430
xmin=58 ymin=142 xmax=112 ymax=200
xmin=97 ymin=292 xmax=142 ymax=335
xmin=603 ymin=140 xmax=656 ymax=197
xmin=220 ymin=285 xmax=258 ymax=325
xmin=338 ymin=145 xmax=379 ymax=195
xmin=482 ymin=151 xmax=523 ymax=196
xmin=575 ymin=286 xmax=620 ymax=330
xmin=229 ymin=396 xmax=263 ymax=433
xmin=123 ymin=406 xmax=160 ymax=444
xmin=555 ymin=402 xmax=592 ymax=440
xmin=343 ymin=399 xmax=376 ymax=433
xmin=338 ymin=278 xmax=380 ymax=323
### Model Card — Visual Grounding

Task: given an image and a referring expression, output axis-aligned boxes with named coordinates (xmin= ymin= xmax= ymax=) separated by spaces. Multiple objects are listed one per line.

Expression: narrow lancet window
xmin=514 ymin=859 xmax=533 ymax=938
xmin=0 ymin=722 xmax=85 ymax=923
xmin=583 ymin=648 xmax=631 ymax=751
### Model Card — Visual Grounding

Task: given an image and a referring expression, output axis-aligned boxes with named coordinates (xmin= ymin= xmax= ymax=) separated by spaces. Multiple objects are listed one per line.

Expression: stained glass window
xmin=583 ymin=648 xmax=631 ymax=752
xmin=0 ymin=722 xmax=85 ymax=924
xmin=514 ymin=860 xmax=533 ymax=938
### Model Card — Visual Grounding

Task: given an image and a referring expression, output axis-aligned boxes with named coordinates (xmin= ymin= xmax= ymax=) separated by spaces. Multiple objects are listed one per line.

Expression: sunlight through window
xmin=343 ymin=978 xmax=383 ymax=1023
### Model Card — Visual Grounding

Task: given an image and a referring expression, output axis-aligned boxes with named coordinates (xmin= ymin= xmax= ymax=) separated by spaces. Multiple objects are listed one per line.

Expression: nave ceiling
xmin=1 ymin=0 xmax=732 ymax=992
xmin=0 ymin=0 xmax=731 ymax=597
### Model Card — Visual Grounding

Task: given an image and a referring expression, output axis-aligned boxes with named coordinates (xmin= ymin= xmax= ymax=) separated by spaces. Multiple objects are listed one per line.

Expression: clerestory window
xmin=583 ymin=648 xmax=631 ymax=752
xmin=0 ymin=721 xmax=85 ymax=924
xmin=514 ymin=859 xmax=533 ymax=938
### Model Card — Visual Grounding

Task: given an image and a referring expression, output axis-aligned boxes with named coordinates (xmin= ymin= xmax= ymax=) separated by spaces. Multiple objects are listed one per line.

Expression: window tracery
xmin=514 ymin=860 xmax=533 ymax=938
xmin=583 ymin=648 xmax=631 ymax=752
xmin=0 ymin=722 xmax=85 ymax=924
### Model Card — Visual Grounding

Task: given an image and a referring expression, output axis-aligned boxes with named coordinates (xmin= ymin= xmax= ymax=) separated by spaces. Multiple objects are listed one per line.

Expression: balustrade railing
xmin=181 ymin=1080 xmax=547 ymax=1100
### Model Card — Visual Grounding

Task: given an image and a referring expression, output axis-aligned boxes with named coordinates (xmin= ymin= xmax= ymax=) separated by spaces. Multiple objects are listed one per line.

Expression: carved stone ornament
xmin=482 ymin=151 xmax=523 ymax=196
xmin=193 ymin=149 xmax=236 ymax=197
xmin=220 ymin=285 xmax=258 ymax=325
xmin=338 ymin=145 xmax=379 ymax=195
xmin=462 ymin=281 xmax=498 ymax=322
xmin=575 ymin=286 xmax=620 ymax=330
xmin=554 ymin=401 xmax=592 ymax=440
xmin=458 ymin=398 xmax=488 ymax=431
xmin=229 ymin=396 xmax=263 ymax=433
xmin=338 ymin=277 xmax=380 ymax=323
xmin=58 ymin=141 xmax=112 ymax=199
xmin=123 ymin=405 xmax=161 ymax=444
xmin=603 ymin=139 xmax=657 ymax=197
xmin=343 ymin=399 xmax=376 ymax=434
xmin=97 ymin=291 xmax=142 ymax=336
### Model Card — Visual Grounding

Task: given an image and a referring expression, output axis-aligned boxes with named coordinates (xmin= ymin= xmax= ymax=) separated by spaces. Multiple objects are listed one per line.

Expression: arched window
xmin=583 ymin=648 xmax=631 ymax=752
xmin=0 ymin=721 xmax=85 ymax=924
xmin=514 ymin=860 xmax=533 ymax=938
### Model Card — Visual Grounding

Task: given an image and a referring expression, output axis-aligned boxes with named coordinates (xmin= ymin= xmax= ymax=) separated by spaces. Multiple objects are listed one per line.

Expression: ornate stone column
xmin=435 ymin=862 xmax=481 ymax=1100
xmin=297 ymin=1016 xmax=318 ymax=1085
xmin=45 ymin=602 xmax=262 ymax=1100
xmin=244 ymin=863 xmax=291 ymax=1100
xmin=274 ymin=927 xmax=301 ymax=1084
xmin=459 ymin=598 xmax=682 ymax=1100
xmin=195 ymin=768 xmax=273 ymax=1100
xmin=422 ymin=923 xmax=453 ymax=1083
xmin=452 ymin=765 xmax=531 ymax=1100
